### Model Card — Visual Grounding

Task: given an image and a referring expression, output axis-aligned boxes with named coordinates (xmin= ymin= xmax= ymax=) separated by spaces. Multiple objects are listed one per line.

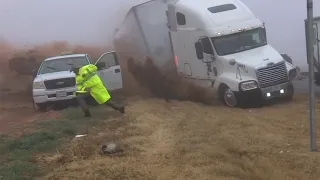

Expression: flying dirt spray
xmin=126 ymin=56 xmax=218 ymax=105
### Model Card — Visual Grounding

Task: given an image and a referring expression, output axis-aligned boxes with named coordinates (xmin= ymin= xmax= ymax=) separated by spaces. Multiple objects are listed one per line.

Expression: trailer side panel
xmin=115 ymin=0 xmax=174 ymax=70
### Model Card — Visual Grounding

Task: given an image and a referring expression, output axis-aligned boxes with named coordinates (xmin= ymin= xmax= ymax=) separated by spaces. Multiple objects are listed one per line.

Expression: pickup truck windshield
xmin=211 ymin=28 xmax=267 ymax=56
xmin=38 ymin=56 xmax=89 ymax=74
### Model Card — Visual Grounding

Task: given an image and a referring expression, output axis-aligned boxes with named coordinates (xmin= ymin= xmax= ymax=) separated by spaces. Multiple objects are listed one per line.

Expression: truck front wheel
xmin=219 ymin=85 xmax=238 ymax=107
xmin=34 ymin=103 xmax=47 ymax=112
xmin=284 ymin=83 xmax=294 ymax=101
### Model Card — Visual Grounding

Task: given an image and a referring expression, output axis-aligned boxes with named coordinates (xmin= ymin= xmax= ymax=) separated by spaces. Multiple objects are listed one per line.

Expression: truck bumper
xmin=33 ymin=87 xmax=77 ymax=104
xmin=260 ymin=82 xmax=292 ymax=100
xmin=235 ymin=82 xmax=292 ymax=102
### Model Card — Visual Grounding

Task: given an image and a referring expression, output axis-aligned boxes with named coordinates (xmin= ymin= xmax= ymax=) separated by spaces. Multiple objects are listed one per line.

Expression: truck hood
xmin=223 ymin=45 xmax=284 ymax=69
xmin=34 ymin=71 xmax=75 ymax=82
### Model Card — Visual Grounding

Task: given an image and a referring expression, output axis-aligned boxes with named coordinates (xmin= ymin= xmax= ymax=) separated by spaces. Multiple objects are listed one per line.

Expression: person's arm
xmin=82 ymin=75 xmax=99 ymax=92
xmin=84 ymin=87 xmax=92 ymax=93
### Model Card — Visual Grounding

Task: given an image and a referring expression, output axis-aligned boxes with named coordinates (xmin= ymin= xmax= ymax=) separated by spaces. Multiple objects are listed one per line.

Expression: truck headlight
xmin=239 ymin=81 xmax=258 ymax=91
xmin=33 ymin=82 xmax=45 ymax=89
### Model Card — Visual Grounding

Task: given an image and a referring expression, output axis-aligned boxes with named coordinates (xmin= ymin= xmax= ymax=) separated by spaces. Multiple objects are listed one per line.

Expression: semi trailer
xmin=115 ymin=0 xmax=297 ymax=107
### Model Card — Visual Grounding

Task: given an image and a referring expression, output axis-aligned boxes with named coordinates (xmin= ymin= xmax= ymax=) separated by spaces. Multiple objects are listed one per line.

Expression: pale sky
xmin=0 ymin=0 xmax=319 ymax=71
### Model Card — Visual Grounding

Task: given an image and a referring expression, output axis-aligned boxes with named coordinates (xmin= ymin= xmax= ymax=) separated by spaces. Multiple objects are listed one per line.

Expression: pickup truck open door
xmin=95 ymin=51 xmax=123 ymax=91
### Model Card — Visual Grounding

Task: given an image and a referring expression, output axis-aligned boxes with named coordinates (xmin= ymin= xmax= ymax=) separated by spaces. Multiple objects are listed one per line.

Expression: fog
xmin=0 ymin=0 xmax=319 ymax=71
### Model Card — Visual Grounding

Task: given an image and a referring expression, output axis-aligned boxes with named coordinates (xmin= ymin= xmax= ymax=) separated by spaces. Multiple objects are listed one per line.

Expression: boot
xmin=106 ymin=101 xmax=125 ymax=114
xmin=84 ymin=110 xmax=92 ymax=117
xmin=118 ymin=106 xmax=125 ymax=114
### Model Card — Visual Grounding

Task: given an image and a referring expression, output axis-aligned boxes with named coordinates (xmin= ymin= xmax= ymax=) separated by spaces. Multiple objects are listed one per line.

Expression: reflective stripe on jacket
xmin=75 ymin=64 xmax=111 ymax=104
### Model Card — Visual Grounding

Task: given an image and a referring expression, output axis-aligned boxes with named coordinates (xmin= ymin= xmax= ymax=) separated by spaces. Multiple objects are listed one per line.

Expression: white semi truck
xmin=114 ymin=0 xmax=297 ymax=107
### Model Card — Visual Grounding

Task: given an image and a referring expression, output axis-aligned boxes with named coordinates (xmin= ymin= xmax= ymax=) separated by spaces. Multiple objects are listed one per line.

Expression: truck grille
xmin=44 ymin=78 xmax=76 ymax=90
xmin=256 ymin=62 xmax=288 ymax=88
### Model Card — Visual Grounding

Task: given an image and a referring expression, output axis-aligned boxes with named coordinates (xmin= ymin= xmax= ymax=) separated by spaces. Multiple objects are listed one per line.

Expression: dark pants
xmin=75 ymin=93 xmax=123 ymax=115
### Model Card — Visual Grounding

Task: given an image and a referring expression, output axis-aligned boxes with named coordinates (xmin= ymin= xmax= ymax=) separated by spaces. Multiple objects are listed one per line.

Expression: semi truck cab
xmin=114 ymin=0 xmax=296 ymax=107
xmin=167 ymin=0 xmax=296 ymax=106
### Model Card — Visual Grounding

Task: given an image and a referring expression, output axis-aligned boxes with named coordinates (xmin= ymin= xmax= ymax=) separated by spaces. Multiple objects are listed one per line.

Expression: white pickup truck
xmin=32 ymin=52 xmax=122 ymax=111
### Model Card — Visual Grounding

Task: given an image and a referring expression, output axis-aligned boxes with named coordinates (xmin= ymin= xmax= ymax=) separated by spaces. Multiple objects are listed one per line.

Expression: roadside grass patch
xmin=0 ymin=131 xmax=59 ymax=180
xmin=0 ymin=106 xmax=110 ymax=180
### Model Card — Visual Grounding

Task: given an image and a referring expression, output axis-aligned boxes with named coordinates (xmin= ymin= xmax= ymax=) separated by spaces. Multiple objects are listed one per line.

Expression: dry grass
xmin=40 ymin=94 xmax=320 ymax=180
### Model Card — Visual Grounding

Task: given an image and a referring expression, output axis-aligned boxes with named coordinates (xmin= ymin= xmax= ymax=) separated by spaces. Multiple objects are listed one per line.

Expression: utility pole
xmin=306 ymin=0 xmax=317 ymax=152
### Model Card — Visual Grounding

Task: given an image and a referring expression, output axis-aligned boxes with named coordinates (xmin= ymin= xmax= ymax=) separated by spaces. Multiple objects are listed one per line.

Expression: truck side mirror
xmin=195 ymin=42 xmax=204 ymax=59
xmin=96 ymin=62 xmax=106 ymax=70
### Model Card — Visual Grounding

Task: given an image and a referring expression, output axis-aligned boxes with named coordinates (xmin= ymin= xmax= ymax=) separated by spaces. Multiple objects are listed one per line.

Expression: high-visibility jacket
xmin=75 ymin=64 xmax=111 ymax=104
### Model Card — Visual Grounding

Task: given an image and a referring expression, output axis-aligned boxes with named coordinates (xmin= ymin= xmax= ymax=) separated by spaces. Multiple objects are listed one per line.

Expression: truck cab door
xmin=95 ymin=51 xmax=123 ymax=91
xmin=198 ymin=37 xmax=217 ymax=78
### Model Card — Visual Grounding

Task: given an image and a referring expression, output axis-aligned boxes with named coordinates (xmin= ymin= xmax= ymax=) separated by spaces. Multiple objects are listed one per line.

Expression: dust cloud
xmin=0 ymin=40 xmax=108 ymax=102
xmin=126 ymin=57 xmax=218 ymax=105
xmin=0 ymin=39 xmax=217 ymax=106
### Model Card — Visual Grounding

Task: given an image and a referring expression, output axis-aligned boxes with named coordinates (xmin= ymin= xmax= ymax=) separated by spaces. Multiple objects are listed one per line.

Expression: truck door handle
xmin=114 ymin=69 xmax=120 ymax=73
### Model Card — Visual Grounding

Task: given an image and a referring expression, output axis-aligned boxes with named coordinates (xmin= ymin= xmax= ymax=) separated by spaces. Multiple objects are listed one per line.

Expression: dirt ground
xmin=2 ymin=69 xmax=320 ymax=179
xmin=34 ymin=95 xmax=319 ymax=180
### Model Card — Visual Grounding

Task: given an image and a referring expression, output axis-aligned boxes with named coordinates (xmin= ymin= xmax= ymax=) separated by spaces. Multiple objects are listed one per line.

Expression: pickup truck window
xmin=38 ymin=57 xmax=90 ymax=75
xmin=212 ymin=28 xmax=267 ymax=56
xmin=97 ymin=52 xmax=119 ymax=70
xmin=86 ymin=55 xmax=94 ymax=64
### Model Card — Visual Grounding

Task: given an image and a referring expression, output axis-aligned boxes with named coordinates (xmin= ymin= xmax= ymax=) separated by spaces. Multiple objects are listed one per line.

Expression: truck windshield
xmin=38 ymin=56 xmax=89 ymax=74
xmin=211 ymin=28 xmax=267 ymax=56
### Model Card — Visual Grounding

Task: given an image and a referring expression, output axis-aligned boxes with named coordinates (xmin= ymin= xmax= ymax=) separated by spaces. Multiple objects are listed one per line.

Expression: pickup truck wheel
xmin=35 ymin=103 xmax=47 ymax=112
xmin=219 ymin=85 xmax=238 ymax=107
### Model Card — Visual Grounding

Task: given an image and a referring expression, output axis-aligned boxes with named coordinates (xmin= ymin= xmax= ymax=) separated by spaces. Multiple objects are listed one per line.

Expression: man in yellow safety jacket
xmin=71 ymin=64 xmax=125 ymax=117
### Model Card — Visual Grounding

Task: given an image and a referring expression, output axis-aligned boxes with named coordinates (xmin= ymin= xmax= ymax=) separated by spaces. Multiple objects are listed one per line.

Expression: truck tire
xmin=35 ymin=103 xmax=47 ymax=112
xmin=219 ymin=85 xmax=238 ymax=107
xmin=284 ymin=82 xmax=294 ymax=101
